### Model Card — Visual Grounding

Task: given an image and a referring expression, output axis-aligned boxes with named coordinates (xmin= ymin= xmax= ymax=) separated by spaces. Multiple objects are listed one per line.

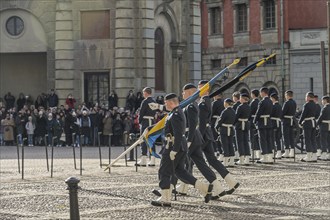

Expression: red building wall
xmin=249 ymin=0 xmax=261 ymax=45
xmin=223 ymin=0 xmax=234 ymax=48
xmin=201 ymin=0 xmax=208 ymax=50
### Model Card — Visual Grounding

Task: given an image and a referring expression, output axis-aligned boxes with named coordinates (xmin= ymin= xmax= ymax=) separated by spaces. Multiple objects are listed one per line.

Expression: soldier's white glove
xmin=148 ymin=103 xmax=164 ymax=111
xmin=299 ymin=124 xmax=303 ymax=129
xmin=187 ymin=142 xmax=192 ymax=148
xmin=170 ymin=151 xmax=177 ymax=160
xmin=148 ymin=103 xmax=160 ymax=110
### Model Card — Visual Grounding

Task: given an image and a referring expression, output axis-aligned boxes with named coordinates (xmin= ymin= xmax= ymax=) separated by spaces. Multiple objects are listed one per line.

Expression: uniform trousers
xmin=159 ymin=149 xmax=196 ymax=190
xmin=235 ymin=129 xmax=250 ymax=156
xmin=273 ymin=126 xmax=282 ymax=151
xmin=303 ymin=128 xmax=317 ymax=153
xmin=258 ymin=128 xmax=273 ymax=154
xmin=282 ymin=125 xmax=295 ymax=149
xmin=202 ymin=140 xmax=229 ymax=178
xmin=320 ymin=130 xmax=330 ymax=152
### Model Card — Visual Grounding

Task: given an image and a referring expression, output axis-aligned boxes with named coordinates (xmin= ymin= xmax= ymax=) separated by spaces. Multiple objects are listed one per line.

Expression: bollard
xmin=72 ymin=133 xmax=77 ymax=169
xmin=51 ymin=137 xmax=56 ymax=178
xmin=45 ymin=135 xmax=49 ymax=171
xmin=80 ymin=135 xmax=84 ymax=176
xmin=16 ymin=136 xmax=20 ymax=173
xmin=22 ymin=138 xmax=27 ymax=179
xmin=65 ymin=177 xmax=80 ymax=220
xmin=98 ymin=132 xmax=102 ymax=168
xmin=108 ymin=134 xmax=112 ymax=174
xmin=128 ymin=133 xmax=135 ymax=161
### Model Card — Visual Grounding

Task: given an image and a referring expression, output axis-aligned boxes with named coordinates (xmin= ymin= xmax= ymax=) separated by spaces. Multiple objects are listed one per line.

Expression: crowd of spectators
xmin=0 ymin=90 xmax=165 ymax=147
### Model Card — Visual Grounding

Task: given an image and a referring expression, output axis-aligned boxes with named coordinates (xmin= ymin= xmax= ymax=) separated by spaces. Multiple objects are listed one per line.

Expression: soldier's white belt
xmin=283 ymin=115 xmax=294 ymax=126
xmin=238 ymin=118 xmax=248 ymax=130
xmin=271 ymin=117 xmax=281 ymax=128
xmin=222 ymin=123 xmax=233 ymax=136
xmin=143 ymin=116 xmax=154 ymax=126
xmin=260 ymin=115 xmax=270 ymax=126
xmin=303 ymin=117 xmax=315 ymax=128
xmin=322 ymin=120 xmax=330 ymax=131
xmin=185 ymin=125 xmax=199 ymax=132
xmin=251 ymin=115 xmax=256 ymax=118
xmin=212 ymin=115 xmax=221 ymax=119
xmin=206 ymin=123 xmax=210 ymax=127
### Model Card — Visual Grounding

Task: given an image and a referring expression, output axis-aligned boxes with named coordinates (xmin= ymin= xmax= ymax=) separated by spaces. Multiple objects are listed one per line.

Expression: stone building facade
xmin=0 ymin=0 xmax=202 ymax=107
xmin=201 ymin=0 xmax=328 ymax=105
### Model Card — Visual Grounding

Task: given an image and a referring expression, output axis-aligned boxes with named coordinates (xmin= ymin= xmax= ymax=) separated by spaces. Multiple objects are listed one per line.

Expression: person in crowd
xmin=102 ymin=110 xmax=113 ymax=146
xmin=35 ymin=94 xmax=47 ymax=110
xmin=80 ymin=110 xmax=91 ymax=146
xmin=53 ymin=113 xmax=63 ymax=147
xmin=48 ymin=89 xmax=59 ymax=108
xmin=25 ymin=116 xmax=35 ymax=146
xmin=112 ymin=113 xmax=124 ymax=146
xmin=123 ymin=114 xmax=133 ymax=145
xmin=17 ymin=93 xmax=26 ymax=111
xmin=72 ymin=112 xmax=81 ymax=147
xmin=35 ymin=111 xmax=47 ymax=146
xmin=0 ymin=119 xmax=5 ymax=146
xmin=3 ymin=113 xmax=15 ymax=145
xmin=4 ymin=92 xmax=15 ymax=110
xmin=65 ymin=94 xmax=76 ymax=110
xmin=46 ymin=113 xmax=55 ymax=146
xmin=126 ymin=90 xmax=136 ymax=112
xmin=108 ymin=90 xmax=118 ymax=110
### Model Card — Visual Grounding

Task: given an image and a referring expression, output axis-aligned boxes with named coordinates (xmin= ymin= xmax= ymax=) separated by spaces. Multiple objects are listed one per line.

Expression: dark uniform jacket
xmin=233 ymin=101 xmax=241 ymax=111
xmin=249 ymin=98 xmax=259 ymax=121
xmin=184 ymin=102 xmax=204 ymax=147
xmin=254 ymin=96 xmax=273 ymax=129
xmin=281 ymin=99 xmax=297 ymax=126
xmin=235 ymin=103 xmax=251 ymax=130
xmin=317 ymin=104 xmax=330 ymax=131
xmin=315 ymin=104 xmax=322 ymax=119
xmin=211 ymin=98 xmax=224 ymax=128
xmin=165 ymin=106 xmax=187 ymax=152
xmin=139 ymin=96 xmax=156 ymax=129
xmin=271 ymin=102 xmax=282 ymax=128
xmin=216 ymin=107 xmax=236 ymax=136
xmin=199 ymin=96 xmax=214 ymax=141
xmin=298 ymin=100 xmax=317 ymax=129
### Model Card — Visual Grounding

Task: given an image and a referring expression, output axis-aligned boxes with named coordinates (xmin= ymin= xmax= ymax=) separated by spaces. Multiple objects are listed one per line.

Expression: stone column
xmin=55 ymin=0 xmax=74 ymax=104
xmin=189 ymin=0 xmax=202 ymax=84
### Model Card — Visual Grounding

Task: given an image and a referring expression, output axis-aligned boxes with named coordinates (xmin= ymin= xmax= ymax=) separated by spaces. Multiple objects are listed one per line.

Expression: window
xmin=211 ymin=59 xmax=222 ymax=69
xmin=210 ymin=7 xmax=221 ymax=35
xmin=81 ymin=11 xmax=110 ymax=39
xmin=264 ymin=55 xmax=276 ymax=65
xmin=264 ymin=0 xmax=275 ymax=29
xmin=6 ymin=16 xmax=24 ymax=36
xmin=237 ymin=4 xmax=247 ymax=32
xmin=84 ymin=72 xmax=109 ymax=106
xmin=238 ymin=57 xmax=248 ymax=67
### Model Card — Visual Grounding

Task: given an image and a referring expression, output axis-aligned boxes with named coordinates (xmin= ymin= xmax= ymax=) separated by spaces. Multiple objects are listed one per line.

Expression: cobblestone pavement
xmin=0 ymin=146 xmax=329 ymax=219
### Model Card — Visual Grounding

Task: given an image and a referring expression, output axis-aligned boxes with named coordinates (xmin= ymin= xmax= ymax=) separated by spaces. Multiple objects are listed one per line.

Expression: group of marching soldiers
xmin=136 ymin=82 xmax=330 ymax=207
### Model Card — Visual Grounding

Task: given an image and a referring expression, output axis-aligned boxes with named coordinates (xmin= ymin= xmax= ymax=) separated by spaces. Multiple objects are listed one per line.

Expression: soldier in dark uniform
xmin=137 ymin=87 xmax=157 ymax=166
xmin=250 ymin=89 xmax=261 ymax=160
xmin=232 ymin=91 xmax=241 ymax=160
xmin=198 ymin=80 xmax=239 ymax=195
xmin=281 ymin=90 xmax=297 ymax=158
xmin=211 ymin=93 xmax=225 ymax=160
xmin=270 ymin=93 xmax=283 ymax=159
xmin=314 ymin=95 xmax=322 ymax=157
xmin=254 ymin=87 xmax=273 ymax=164
xmin=299 ymin=92 xmax=318 ymax=162
xmin=317 ymin=96 xmax=330 ymax=161
xmin=234 ymin=93 xmax=251 ymax=165
xmin=151 ymin=93 xmax=213 ymax=207
xmin=173 ymin=84 xmax=225 ymax=198
xmin=216 ymin=98 xmax=236 ymax=167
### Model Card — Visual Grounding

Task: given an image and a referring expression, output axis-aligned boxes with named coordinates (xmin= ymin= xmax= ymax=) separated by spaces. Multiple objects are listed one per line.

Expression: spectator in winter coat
xmin=126 ymin=90 xmax=136 ymax=112
xmin=46 ymin=113 xmax=55 ymax=146
xmin=48 ymin=89 xmax=59 ymax=108
xmin=102 ymin=111 xmax=113 ymax=145
xmin=135 ymin=92 xmax=144 ymax=112
xmin=0 ymin=119 xmax=4 ymax=146
xmin=4 ymin=92 xmax=15 ymax=110
xmin=65 ymin=94 xmax=76 ymax=110
xmin=3 ymin=113 xmax=15 ymax=145
xmin=80 ymin=110 xmax=91 ymax=146
xmin=35 ymin=111 xmax=47 ymax=145
xmin=108 ymin=90 xmax=118 ymax=110
xmin=35 ymin=94 xmax=47 ymax=110
xmin=72 ymin=112 xmax=81 ymax=147
xmin=112 ymin=113 xmax=124 ymax=146
xmin=25 ymin=116 xmax=35 ymax=146
xmin=53 ymin=114 xmax=63 ymax=147
xmin=17 ymin=93 xmax=26 ymax=111
xmin=15 ymin=111 xmax=26 ymax=146
xmin=123 ymin=115 xmax=133 ymax=145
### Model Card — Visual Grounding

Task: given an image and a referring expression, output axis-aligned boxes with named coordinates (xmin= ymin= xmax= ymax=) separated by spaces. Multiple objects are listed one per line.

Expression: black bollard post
xmin=45 ymin=135 xmax=49 ymax=171
xmin=98 ymin=132 xmax=102 ymax=168
xmin=22 ymin=138 xmax=27 ymax=179
xmin=108 ymin=134 xmax=112 ymax=174
xmin=72 ymin=133 xmax=77 ymax=169
xmin=16 ymin=136 xmax=20 ymax=173
xmin=135 ymin=133 xmax=139 ymax=172
xmin=80 ymin=135 xmax=84 ymax=176
xmin=51 ymin=137 xmax=56 ymax=178
xmin=65 ymin=176 xmax=80 ymax=220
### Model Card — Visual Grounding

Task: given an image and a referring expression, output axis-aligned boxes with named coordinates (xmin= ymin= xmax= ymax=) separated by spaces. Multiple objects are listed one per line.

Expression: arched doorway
xmin=155 ymin=28 xmax=165 ymax=92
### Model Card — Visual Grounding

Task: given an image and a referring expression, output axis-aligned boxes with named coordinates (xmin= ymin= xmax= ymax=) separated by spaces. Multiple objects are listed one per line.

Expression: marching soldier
xmin=270 ymin=93 xmax=283 ymax=159
xmin=198 ymin=80 xmax=239 ymax=196
xmin=250 ymin=89 xmax=261 ymax=160
xmin=314 ymin=95 xmax=322 ymax=157
xmin=151 ymin=93 xmax=213 ymax=207
xmin=254 ymin=87 xmax=273 ymax=164
xmin=234 ymin=93 xmax=251 ymax=165
xmin=232 ymin=91 xmax=241 ymax=161
xmin=137 ymin=87 xmax=157 ymax=166
xmin=211 ymin=93 xmax=225 ymax=160
xmin=281 ymin=90 xmax=297 ymax=158
xmin=317 ymin=96 xmax=330 ymax=161
xmin=215 ymin=98 xmax=236 ymax=167
xmin=299 ymin=92 xmax=317 ymax=162
xmin=174 ymin=84 xmax=226 ymax=198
